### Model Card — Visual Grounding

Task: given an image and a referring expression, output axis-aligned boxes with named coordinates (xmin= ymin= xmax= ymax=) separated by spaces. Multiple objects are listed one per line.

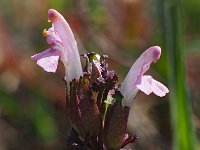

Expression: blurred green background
xmin=0 ymin=0 xmax=200 ymax=149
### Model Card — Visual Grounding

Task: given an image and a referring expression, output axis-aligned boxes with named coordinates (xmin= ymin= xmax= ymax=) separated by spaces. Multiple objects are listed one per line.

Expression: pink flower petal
xmin=31 ymin=48 xmax=60 ymax=72
xmin=119 ymin=46 xmax=168 ymax=106
xmin=44 ymin=27 xmax=62 ymax=46
xmin=151 ymin=77 xmax=169 ymax=97
xmin=119 ymin=46 xmax=169 ymax=106
xmin=135 ymin=75 xmax=152 ymax=95
xmin=136 ymin=75 xmax=169 ymax=97
xmin=48 ymin=9 xmax=83 ymax=83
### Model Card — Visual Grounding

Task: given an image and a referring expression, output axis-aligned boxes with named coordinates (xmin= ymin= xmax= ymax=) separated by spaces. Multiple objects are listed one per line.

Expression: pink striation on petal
xmin=136 ymin=75 xmax=169 ymax=97
xmin=31 ymin=48 xmax=60 ymax=72
xmin=119 ymin=46 xmax=165 ymax=106
xmin=48 ymin=9 xmax=83 ymax=83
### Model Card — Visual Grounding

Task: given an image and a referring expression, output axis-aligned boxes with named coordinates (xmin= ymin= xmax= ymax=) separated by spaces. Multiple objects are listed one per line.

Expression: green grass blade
xmin=164 ymin=0 xmax=196 ymax=149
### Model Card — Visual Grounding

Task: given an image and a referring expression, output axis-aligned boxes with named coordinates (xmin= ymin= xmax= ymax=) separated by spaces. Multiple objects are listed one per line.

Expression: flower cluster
xmin=32 ymin=9 xmax=169 ymax=150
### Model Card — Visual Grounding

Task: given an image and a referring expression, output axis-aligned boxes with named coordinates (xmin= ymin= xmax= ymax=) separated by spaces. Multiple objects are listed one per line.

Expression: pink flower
xmin=31 ymin=9 xmax=83 ymax=83
xmin=119 ymin=46 xmax=169 ymax=106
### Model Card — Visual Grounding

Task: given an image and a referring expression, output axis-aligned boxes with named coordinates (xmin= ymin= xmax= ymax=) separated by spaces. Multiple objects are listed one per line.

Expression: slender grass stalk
xmin=164 ymin=0 xmax=196 ymax=149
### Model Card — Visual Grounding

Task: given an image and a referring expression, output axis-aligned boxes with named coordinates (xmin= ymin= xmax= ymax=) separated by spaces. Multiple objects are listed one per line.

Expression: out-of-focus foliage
xmin=0 ymin=0 xmax=200 ymax=149
xmin=164 ymin=0 xmax=196 ymax=149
